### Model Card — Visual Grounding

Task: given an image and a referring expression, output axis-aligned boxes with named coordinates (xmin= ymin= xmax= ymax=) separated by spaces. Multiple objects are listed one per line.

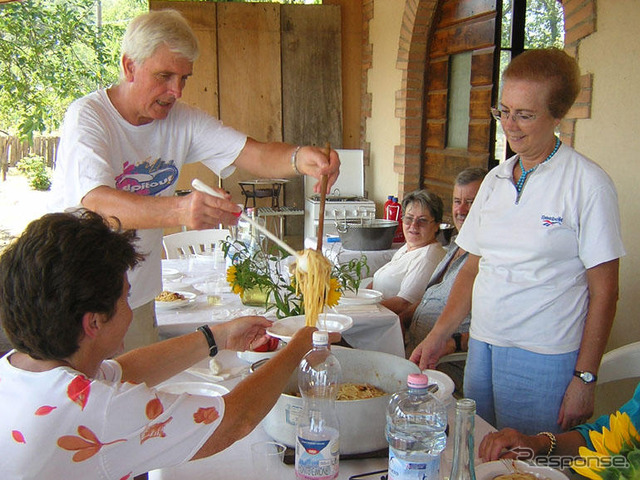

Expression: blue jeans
xmin=463 ymin=338 xmax=578 ymax=435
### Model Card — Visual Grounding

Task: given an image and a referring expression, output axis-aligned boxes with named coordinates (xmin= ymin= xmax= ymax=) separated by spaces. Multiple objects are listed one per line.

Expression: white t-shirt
xmin=457 ymin=143 xmax=625 ymax=354
xmin=0 ymin=351 xmax=224 ymax=479
xmin=372 ymin=242 xmax=446 ymax=303
xmin=49 ymin=89 xmax=247 ymax=308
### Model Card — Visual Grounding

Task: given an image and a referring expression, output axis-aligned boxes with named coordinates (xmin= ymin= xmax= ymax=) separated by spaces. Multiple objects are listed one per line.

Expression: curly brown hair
xmin=0 ymin=210 xmax=143 ymax=360
xmin=503 ymin=48 xmax=581 ymax=119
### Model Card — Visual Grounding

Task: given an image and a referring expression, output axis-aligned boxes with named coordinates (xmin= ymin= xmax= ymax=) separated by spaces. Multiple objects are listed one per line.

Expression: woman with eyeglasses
xmin=369 ymin=189 xmax=446 ymax=317
xmin=411 ymin=49 xmax=625 ymax=435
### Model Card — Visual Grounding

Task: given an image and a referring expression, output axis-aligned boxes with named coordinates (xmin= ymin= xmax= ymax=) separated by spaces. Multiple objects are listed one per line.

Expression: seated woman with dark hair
xmin=370 ymin=189 xmax=446 ymax=316
xmin=0 ymin=210 xmax=333 ymax=478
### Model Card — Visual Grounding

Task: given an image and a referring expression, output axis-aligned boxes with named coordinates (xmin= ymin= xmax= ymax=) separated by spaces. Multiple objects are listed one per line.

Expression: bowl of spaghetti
xmin=263 ymin=346 xmax=420 ymax=455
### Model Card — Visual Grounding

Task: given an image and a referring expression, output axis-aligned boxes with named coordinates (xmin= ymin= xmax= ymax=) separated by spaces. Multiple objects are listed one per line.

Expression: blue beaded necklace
xmin=515 ymin=136 xmax=561 ymax=193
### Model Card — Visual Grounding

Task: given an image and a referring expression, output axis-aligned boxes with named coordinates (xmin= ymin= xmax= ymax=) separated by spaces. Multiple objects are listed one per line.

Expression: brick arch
xmin=388 ymin=0 xmax=597 ymax=198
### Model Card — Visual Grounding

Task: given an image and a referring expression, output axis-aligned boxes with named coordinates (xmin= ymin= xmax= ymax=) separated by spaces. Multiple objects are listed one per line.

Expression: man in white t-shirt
xmin=49 ymin=9 xmax=340 ymax=350
xmin=0 ymin=210 xmax=330 ymax=478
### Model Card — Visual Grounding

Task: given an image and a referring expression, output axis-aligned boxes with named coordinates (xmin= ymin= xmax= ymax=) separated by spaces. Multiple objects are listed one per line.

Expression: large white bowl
xmin=267 ymin=313 xmax=353 ymax=342
xmin=263 ymin=346 xmax=420 ymax=455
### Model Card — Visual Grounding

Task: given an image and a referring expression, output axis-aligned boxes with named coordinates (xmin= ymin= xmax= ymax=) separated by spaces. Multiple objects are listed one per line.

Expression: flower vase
xmin=240 ymin=286 xmax=270 ymax=307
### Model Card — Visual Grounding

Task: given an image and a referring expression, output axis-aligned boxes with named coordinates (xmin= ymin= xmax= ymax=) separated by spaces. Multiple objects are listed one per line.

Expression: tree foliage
xmin=0 ymin=0 xmax=145 ymax=140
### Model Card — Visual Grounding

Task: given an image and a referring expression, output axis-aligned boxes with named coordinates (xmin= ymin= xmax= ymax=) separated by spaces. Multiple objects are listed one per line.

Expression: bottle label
xmin=295 ymin=435 xmax=339 ymax=480
xmin=388 ymin=447 xmax=440 ymax=480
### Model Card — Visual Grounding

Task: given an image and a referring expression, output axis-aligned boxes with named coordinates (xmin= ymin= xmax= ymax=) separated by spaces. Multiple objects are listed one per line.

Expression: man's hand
xmin=212 ymin=316 xmax=273 ymax=352
xmin=296 ymin=146 xmax=340 ymax=193
xmin=178 ymin=189 xmax=242 ymax=230
xmin=409 ymin=332 xmax=451 ymax=370
xmin=558 ymin=378 xmax=596 ymax=430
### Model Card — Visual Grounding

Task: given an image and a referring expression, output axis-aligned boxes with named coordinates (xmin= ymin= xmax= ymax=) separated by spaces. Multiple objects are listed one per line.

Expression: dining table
xmin=157 ymin=258 xmax=406 ymax=358
xmin=147 ymin=350 xmax=496 ymax=480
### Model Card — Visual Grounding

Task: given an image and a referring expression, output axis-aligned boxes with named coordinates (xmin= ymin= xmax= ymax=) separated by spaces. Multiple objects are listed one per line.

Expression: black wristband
xmin=197 ymin=325 xmax=218 ymax=357
xmin=452 ymin=333 xmax=462 ymax=352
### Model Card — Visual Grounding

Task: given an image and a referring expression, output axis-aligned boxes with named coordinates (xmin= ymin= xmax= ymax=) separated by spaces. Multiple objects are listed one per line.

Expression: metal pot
xmin=262 ymin=347 xmax=420 ymax=455
xmin=336 ymin=219 xmax=398 ymax=251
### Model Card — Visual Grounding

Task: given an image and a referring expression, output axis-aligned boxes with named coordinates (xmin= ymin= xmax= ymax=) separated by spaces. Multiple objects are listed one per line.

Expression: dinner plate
xmin=267 ymin=313 xmax=353 ymax=342
xmin=421 ymin=369 xmax=455 ymax=403
xmin=154 ymin=291 xmax=196 ymax=310
xmin=157 ymin=381 xmax=229 ymax=397
xmin=338 ymin=288 xmax=383 ymax=306
xmin=161 ymin=267 xmax=182 ymax=280
xmin=475 ymin=460 xmax=569 ymax=480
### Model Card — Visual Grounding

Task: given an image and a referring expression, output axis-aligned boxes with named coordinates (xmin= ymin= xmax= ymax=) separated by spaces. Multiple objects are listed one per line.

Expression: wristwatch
xmin=574 ymin=370 xmax=597 ymax=384
xmin=452 ymin=333 xmax=462 ymax=352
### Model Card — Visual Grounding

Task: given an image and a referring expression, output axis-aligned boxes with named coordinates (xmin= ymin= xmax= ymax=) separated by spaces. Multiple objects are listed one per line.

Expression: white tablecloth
xmin=304 ymin=236 xmax=402 ymax=278
xmin=157 ymin=259 xmax=405 ymax=357
xmin=148 ymin=351 xmax=495 ymax=480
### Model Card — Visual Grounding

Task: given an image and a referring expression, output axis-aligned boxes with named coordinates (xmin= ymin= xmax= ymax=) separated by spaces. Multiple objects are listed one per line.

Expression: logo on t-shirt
xmin=541 ymin=214 xmax=563 ymax=227
xmin=116 ymin=159 xmax=179 ymax=196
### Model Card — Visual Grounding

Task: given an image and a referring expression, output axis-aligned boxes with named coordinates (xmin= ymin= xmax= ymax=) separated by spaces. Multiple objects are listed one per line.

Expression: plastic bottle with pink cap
xmin=385 ymin=373 xmax=447 ymax=480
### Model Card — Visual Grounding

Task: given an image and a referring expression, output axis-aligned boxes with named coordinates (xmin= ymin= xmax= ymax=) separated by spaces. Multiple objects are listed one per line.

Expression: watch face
xmin=578 ymin=371 xmax=596 ymax=383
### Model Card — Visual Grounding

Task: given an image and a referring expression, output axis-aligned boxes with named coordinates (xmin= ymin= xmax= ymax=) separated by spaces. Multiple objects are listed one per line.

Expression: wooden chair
xmin=162 ymin=229 xmax=230 ymax=259
xmin=597 ymin=341 xmax=640 ymax=385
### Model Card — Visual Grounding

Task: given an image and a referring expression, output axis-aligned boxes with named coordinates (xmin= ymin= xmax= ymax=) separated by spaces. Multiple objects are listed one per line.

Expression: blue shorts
xmin=463 ymin=338 xmax=578 ymax=434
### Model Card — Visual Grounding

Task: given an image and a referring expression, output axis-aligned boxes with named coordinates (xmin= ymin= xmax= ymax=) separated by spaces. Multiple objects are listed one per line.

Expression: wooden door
xmin=422 ymin=0 xmax=501 ymax=224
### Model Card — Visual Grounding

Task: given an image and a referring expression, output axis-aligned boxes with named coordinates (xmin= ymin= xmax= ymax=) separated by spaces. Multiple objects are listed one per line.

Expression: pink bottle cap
xmin=407 ymin=373 xmax=429 ymax=389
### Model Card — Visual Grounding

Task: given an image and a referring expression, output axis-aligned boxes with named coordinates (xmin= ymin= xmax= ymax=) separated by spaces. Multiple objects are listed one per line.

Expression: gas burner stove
xmin=307 ymin=194 xmax=367 ymax=203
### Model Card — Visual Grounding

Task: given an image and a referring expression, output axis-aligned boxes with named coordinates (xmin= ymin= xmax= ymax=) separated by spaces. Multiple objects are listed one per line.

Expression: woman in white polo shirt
xmin=411 ymin=48 xmax=625 ymax=436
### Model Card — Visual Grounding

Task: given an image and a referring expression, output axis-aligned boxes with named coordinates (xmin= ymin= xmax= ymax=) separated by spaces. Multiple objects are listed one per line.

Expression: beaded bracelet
xmin=290 ymin=145 xmax=302 ymax=176
xmin=197 ymin=325 xmax=218 ymax=357
xmin=537 ymin=431 xmax=557 ymax=456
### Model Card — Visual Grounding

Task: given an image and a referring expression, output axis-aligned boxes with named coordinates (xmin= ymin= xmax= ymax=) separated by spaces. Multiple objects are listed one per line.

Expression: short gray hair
xmin=455 ymin=167 xmax=487 ymax=186
xmin=120 ymin=9 xmax=199 ymax=77
xmin=401 ymin=190 xmax=444 ymax=224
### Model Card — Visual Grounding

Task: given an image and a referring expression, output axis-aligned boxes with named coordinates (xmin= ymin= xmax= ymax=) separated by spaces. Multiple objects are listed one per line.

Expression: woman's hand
xmin=409 ymin=332 xmax=451 ymax=370
xmin=479 ymin=428 xmax=543 ymax=462
xmin=211 ymin=316 xmax=273 ymax=352
xmin=558 ymin=378 xmax=596 ymax=430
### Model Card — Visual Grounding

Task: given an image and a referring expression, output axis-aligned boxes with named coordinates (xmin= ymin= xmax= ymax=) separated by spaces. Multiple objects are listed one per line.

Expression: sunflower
xmin=572 ymin=411 xmax=640 ymax=480
xmin=325 ymin=277 xmax=342 ymax=307
xmin=226 ymin=265 xmax=244 ymax=295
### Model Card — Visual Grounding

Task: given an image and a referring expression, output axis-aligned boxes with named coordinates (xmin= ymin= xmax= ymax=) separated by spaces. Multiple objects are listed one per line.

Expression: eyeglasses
xmin=490 ymin=107 xmax=537 ymax=124
xmin=401 ymin=215 xmax=435 ymax=228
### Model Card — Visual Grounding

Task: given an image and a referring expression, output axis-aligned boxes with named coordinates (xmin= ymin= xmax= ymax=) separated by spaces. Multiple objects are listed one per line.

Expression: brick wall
xmin=362 ymin=0 xmax=598 ymax=195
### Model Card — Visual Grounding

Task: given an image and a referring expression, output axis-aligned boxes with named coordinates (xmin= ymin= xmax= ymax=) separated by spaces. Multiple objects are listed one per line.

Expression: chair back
xmin=162 ymin=229 xmax=230 ymax=259
xmin=597 ymin=341 xmax=640 ymax=385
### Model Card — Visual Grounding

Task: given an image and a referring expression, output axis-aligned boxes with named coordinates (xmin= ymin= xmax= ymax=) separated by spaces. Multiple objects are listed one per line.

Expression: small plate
xmin=162 ymin=268 xmax=182 ymax=280
xmin=338 ymin=288 xmax=383 ymax=306
xmin=421 ymin=369 xmax=455 ymax=403
xmin=155 ymin=291 xmax=196 ymax=310
xmin=267 ymin=313 xmax=353 ymax=342
xmin=157 ymin=381 xmax=229 ymax=397
xmin=475 ymin=460 xmax=569 ymax=480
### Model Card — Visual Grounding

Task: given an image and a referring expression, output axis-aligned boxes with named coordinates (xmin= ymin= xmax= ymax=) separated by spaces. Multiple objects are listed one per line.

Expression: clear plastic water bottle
xmin=386 ymin=373 xmax=447 ymax=480
xmin=295 ymin=331 xmax=341 ymax=480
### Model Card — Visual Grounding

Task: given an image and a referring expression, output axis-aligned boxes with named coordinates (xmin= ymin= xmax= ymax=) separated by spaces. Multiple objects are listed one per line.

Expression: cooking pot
xmin=262 ymin=346 xmax=420 ymax=454
xmin=336 ymin=219 xmax=398 ymax=251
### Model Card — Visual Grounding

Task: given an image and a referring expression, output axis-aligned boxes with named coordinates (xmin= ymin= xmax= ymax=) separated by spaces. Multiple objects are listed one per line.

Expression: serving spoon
xmin=190 ymin=179 xmax=307 ymax=270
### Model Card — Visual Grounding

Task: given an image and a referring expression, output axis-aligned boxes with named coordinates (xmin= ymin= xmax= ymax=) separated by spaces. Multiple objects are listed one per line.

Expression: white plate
xmin=421 ymin=369 xmax=455 ymax=403
xmin=476 ymin=460 xmax=569 ymax=480
xmin=154 ymin=291 xmax=196 ymax=310
xmin=237 ymin=343 xmax=284 ymax=363
xmin=162 ymin=268 xmax=182 ymax=280
xmin=157 ymin=381 xmax=229 ymax=397
xmin=338 ymin=288 xmax=383 ymax=306
xmin=267 ymin=313 xmax=353 ymax=342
